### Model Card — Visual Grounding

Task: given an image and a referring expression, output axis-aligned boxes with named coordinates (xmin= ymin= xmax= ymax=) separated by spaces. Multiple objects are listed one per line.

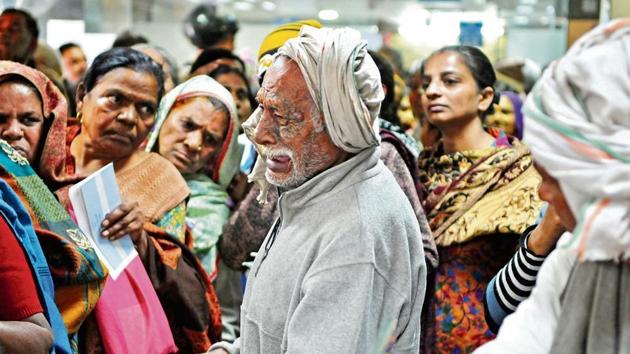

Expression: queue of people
xmin=0 ymin=5 xmax=628 ymax=354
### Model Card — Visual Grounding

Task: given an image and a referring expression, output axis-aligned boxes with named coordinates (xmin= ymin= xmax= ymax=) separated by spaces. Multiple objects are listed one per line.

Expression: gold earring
xmin=76 ymin=111 xmax=83 ymax=123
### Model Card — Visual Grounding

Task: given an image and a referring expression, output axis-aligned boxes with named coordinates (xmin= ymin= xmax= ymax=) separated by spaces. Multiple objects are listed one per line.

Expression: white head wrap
xmin=523 ymin=20 xmax=630 ymax=261
xmin=243 ymin=25 xmax=384 ymax=203
xmin=277 ymin=25 xmax=383 ymax=152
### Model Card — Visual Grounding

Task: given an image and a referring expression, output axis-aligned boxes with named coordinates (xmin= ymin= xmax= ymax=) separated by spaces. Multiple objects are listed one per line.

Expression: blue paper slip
xmin=69 ymin=163 xmax=137 ymax=279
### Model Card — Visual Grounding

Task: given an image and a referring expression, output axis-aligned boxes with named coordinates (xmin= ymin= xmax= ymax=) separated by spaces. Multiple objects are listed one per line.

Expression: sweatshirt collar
xmin=278 ymin=146 xmax=381 ymax=213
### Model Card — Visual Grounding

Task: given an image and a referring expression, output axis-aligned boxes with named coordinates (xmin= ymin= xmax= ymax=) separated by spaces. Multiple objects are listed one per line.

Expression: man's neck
xmin=331 ymin=150 xmax=353 ymax=168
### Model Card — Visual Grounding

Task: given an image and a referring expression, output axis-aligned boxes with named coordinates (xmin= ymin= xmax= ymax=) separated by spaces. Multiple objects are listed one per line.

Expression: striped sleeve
xmin=484 ymin=225 xmax=547 ymax=332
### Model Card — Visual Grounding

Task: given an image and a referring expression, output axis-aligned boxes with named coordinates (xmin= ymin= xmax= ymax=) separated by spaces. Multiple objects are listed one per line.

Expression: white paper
xmin=69 ymin=163 xmax=137 ymax=279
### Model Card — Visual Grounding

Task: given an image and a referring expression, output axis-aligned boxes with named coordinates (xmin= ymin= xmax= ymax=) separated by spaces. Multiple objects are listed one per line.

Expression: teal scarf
xmin=185 ymin=173 xmax=231 ymax=278
xmin=0 ymin=179 xmax=72 ymax=353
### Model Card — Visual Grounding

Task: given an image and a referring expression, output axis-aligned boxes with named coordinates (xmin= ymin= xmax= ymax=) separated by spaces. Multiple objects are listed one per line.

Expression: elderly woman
xmin=146 ymin=75 xmax=241 ymax=281
xmin=476 ymin=19 xmax=630 ymax=354
xmin=417 ymin=45 xmax=543 ymax=352
xmin=39 ymin=48 xmax=221 ymax=353
xmin=145 ymin=75 xmax=243 ymax=341
xmin=0 ymin=61 xmax=106 ymax=349
xmin=207 ymin=64 xmax=257 ymax=190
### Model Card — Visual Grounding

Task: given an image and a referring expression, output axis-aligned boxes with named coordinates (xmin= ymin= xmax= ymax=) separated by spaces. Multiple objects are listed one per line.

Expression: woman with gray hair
xmin=133 ymin=43 xmax=180 ymax=92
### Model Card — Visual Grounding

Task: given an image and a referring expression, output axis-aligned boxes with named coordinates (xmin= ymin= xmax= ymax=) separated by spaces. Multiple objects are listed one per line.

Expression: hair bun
xmin=493 ymin=91 xmax=501 ymax=105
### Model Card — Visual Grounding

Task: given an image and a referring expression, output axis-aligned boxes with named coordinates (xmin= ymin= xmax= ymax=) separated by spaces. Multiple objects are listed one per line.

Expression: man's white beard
xmin=264 ymin=147 xmax=308 ymax=189
xmin=265 ymin=169 xmax=308 ymax=189
xmin=264 ymin=139 xmax=329 ymax=189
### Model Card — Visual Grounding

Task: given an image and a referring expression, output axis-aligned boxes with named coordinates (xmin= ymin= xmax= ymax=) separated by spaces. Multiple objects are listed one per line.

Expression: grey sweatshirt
xmin=212 ymin=147 xmax=427 ymax=353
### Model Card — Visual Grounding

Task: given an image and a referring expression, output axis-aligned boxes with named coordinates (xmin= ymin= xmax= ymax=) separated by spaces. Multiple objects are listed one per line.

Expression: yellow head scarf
xmin=257 ymin=19 xmax=321 ymax=77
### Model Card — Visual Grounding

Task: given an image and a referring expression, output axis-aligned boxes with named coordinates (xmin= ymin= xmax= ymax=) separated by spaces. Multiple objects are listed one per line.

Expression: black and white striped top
xmin=484 ymin=226 xmax=547 ymax=332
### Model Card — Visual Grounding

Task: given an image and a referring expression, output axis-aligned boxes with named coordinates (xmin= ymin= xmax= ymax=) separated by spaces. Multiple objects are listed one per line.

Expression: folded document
xmin=69 ymin=163 xmax=137 ymax=279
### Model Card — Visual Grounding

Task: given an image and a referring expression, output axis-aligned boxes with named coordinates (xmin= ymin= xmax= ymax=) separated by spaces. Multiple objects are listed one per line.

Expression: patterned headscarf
xmin=524 ymin=20 xmax=630 ymax=261
xmin=146 ymin=75 xmax=243 ymax=189
xmin=0 ymin=61 xmax=69 ymax=181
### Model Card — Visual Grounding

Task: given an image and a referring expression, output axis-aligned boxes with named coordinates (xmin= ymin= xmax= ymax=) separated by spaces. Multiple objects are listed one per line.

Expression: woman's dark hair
xmin=368 ymin=50 xmax=399 ymax=126
xmin=112 ymin=30 xmax=149 ymax=48
xmin=79 ymin=47 xmax=165 ymax=101
xmin=208 ymin=64 xmax=256 ymax=111
xmin=0 ymin=74 xmax=42 ymax=103
xmin=59 ymin=42 xmax=80 ymax=55
xmin=190 ymin=48 xmax=246 ymax=74
xmin=207 ymin=96 xmax=230 ymax=120
xmin=421 ymin=45 xmax=500 ymax=117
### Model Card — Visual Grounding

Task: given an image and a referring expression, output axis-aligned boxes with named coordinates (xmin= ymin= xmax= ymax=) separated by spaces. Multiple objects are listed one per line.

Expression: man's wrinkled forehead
xmin=262 ymin=56 xmax=299 ymax=87
xmin=258 ymin=56 xmax=309 ymax=103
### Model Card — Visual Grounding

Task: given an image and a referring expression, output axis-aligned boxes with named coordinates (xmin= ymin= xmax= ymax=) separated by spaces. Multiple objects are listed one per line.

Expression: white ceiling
xmin=2 ymin=0 xmax=565 ymax=28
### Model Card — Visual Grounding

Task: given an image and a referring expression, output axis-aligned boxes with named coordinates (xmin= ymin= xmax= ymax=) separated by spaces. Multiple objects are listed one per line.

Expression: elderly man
xmin=475 ymin=19 xmax=630 ymax=354
xmin=210 ymin=26 xmax=426 ymax=353
xmin=0 ymin=8 xmax=38 ymax=65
